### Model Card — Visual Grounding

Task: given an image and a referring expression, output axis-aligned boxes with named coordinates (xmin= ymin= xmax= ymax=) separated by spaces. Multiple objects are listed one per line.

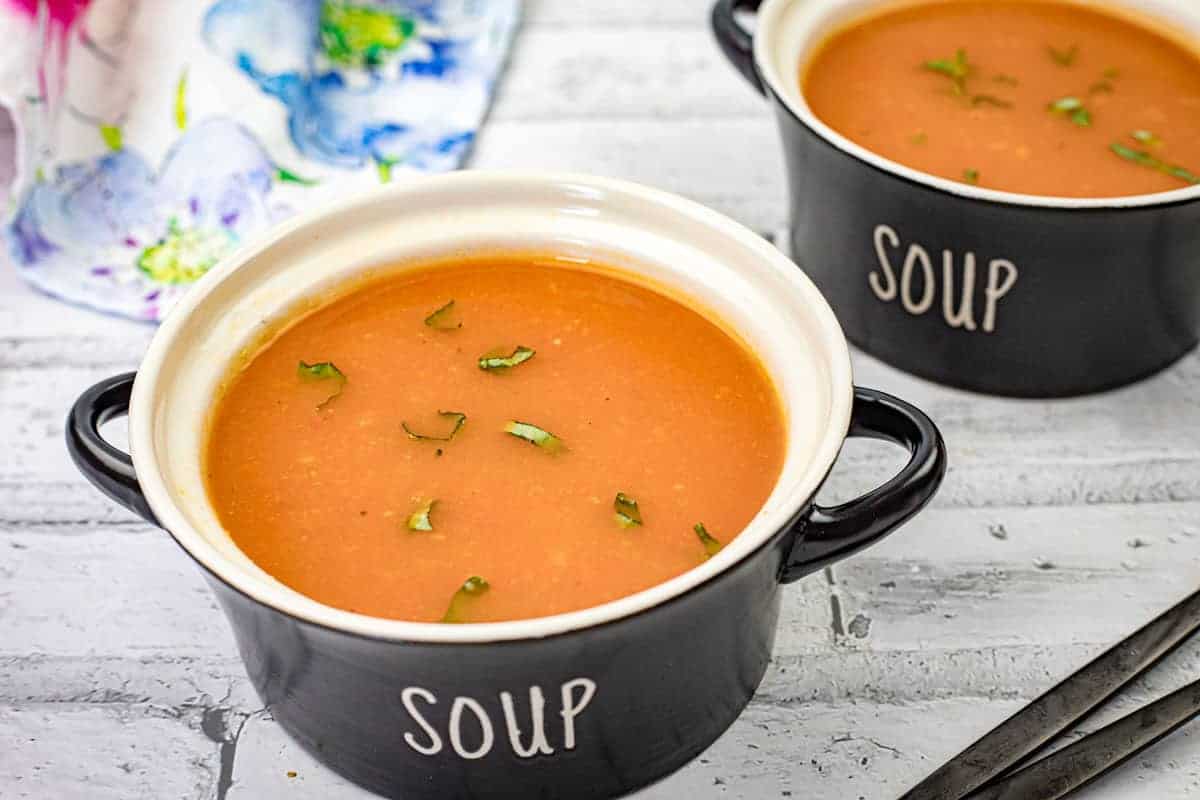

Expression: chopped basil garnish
xmin=424 ymin=299 xmax=461 ymax=330
xmin=1089 ymin=80 xmax=1114 ymax=95
xmin=1049 ymin=96 xmax=1082 ymax=112
xmin=613 ymin=492 xmax=643 ymax=528
xmin=992 ymin=73 xmax=1019 ymax=87
xmin=441 ymin=575 xmax=489 ymax=623
xmin=1132 ymin=130 xmax=1160 ymax=146
xmin=402 ymin=411 xmax=467 ymax=442
xmin=1167 ymin=165 xmax=1200 ymax=184
xmin=297 ymin=360 xmax=346 ymax=409
xmin=963 ymin=168 xmax=980 ymax=184
xmin=1103 ymin=67 xmax=1120 ymax=79
xmin=407 ymin=499 xmax=437 ymax=532
xmin=1047 ymin=44 xmax=1078 ymax=66
xmin=1048 ymin=96 xmax=1091 ymax=127
xmin=970 ymin=94 xmax=1012 ymax=109
xmin=1109 ymin=143 xmax=1200 ymax=185
xmin=923 ymin=49 xmax=971 ymax=95
xmin=478 ymin=345 xmax=536 ymax=372
xmin=694 ymin=523 xmax=723 ymax=557
xmin=910 ymin=131 xmax=929 ymax=146
xmin=298 ymin=360 xmax=344 ymax=381
xmin=504 ymin=420 xmax=564 ymax=453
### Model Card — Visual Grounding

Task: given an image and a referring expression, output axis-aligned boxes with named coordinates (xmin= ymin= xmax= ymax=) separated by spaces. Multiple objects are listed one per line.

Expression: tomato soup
xmin=205 ymin=257 xmax=787 ymax=624
xmin=802 ymin=0 xmax=1200 ymax=197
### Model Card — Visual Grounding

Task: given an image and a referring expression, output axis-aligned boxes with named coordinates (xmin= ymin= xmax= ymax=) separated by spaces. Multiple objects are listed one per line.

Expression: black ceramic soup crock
xmin=713 ymin=0 xmax=1200 ymax=397
xmin=66 ymin=173 xmax=946 ymax=799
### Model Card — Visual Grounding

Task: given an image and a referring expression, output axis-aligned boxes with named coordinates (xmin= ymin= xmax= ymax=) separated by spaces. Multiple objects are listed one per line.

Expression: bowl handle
xmin=780 ymin=388 xmax=946 ymax=583
xmin=711 ymin=0 xmax=767 ymax=96
xmin=66 ymin=372 xmax=158 ymax=525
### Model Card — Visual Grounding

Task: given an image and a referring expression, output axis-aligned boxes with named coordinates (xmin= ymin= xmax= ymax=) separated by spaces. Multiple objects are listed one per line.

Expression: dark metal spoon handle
xmin=899 ymin=588 xmax=1200 ymax=800
xmin=967 ymin=678 xmax=1200 ymax=800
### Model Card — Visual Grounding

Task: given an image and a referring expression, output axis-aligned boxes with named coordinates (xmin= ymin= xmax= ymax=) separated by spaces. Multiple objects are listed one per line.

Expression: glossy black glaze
xmin=713 ymin=0 xmax=1200 ymax=397
xmin=68 ymin=376 xmax=945 ymax=799
xmin=65 ymin=372 xmax=157 ymax=524
xmin=202 ymin=531 xmax=786 ymax=799
xmin=786 ymin=389 xmax=945 ymax=579
xmin=711 ymin=0 xmax=764 ymax=94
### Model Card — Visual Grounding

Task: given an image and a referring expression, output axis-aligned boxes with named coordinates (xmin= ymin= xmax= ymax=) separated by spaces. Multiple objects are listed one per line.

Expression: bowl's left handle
xmin=66 ymin=372 xmax=158 ymax=525
xmin=711 ymin=0 xmax=767 ymax=96
xmin=780 ymin=388 xmax=946 ymax=582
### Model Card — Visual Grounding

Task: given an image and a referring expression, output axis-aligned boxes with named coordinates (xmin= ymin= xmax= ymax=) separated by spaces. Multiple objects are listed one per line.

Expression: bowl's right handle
xmin=711 ymin=0 xmax=768 ymax=96
xmin=66 ymin=372 xmax=158 ymax=525
xmin=780 ymin=388 xmax=947 ymax=582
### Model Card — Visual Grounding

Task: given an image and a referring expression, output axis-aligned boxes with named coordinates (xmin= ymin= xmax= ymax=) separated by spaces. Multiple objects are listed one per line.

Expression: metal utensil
xmin=899 ymin=588 xmax=1200 ymax=800
xmin=967 ymin=677 xmax=1200 ymax=799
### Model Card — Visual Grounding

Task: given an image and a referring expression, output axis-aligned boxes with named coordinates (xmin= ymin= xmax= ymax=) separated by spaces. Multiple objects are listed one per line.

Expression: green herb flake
xmin=1048 ymin=96 xmax=1083 ymax=112
xmin=441 ymin=575 xmax=489 ymax=623
xmin=1048 ymin=97 xmax=1091 ymax=127
xmin=504 ymin=420 xmax=565 ymax=454
xmin=478 ymin=345 xmax=536 ymax=372
xmin=1109 ymin=143 xmax=1200 ymax=185
xmin=614 ymin=492 xmax=643 ymax=528
xmin=992 ymin=73 xmax=1020 ymax=86
xmin=1103 ymin=67 xmax=1120 ymax=79
xmin=407 ymin=499 xmax=437 ymax=532
xmin=1047 ymin=44 xmax=1079 ymax=67
xmin=423 ymin=299 xmax=462 ymax=330
xmin=910 ymin=131 xmax=929 ymax=146
xmin=923 ymin=48 xmax=971 ymax=95
xmin=1132 ymin=129 xmax=1160 ymax=146
xmin=1168 ymin=165 xmax=1200 ymax=183
xmin=963 ymin=168 xmax=980 ymax=185
xmin=297 ymin=360 xmax=346 ymax=408
xmin=402 ymin=411 xmax=467 ymax=442
xmin=694 ymin=523 xmax=723 ymax=558
xmin=1089 ymin=80 xmax=1114 ymax=95
xmin=1110 ymin=142 xmax=1143 ymax=162
xmin=298 ymin=360 xmax=344 ymax=381
xmin=970 ymin=94 xmax=1012 ymax=109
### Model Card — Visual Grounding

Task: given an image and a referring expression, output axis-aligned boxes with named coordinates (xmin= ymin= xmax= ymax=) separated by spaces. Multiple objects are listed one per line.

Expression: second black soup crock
xmin=714 ymin=0 xmax=1200 ymax=397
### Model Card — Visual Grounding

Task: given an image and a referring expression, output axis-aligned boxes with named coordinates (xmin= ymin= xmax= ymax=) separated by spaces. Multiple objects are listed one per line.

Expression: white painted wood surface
xmin=3 ymin=1 xmax=1200 ymax=797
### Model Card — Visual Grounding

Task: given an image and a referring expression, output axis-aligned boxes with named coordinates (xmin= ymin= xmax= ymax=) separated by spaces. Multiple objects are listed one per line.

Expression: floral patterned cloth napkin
xmin=0 ymin=0 xmax=519 ymax=321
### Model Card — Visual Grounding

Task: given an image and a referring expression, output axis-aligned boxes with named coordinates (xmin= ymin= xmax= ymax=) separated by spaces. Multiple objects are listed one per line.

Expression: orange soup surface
xmin=205 ymin=257 xmax=787 ymax=623
xmin=803 ymin=0 xmax=1200 ymax=197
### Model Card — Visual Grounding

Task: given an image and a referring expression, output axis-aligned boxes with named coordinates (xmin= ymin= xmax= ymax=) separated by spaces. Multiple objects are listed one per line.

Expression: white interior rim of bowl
xmin=129 ymin=171 xmax=856 ymax=644
xmin=753 ymin=0 xmax=1200 ymax=210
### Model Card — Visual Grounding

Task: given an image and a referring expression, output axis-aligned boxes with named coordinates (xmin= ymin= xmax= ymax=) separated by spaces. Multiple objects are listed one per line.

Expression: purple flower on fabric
xmin=5 ymin=118 xmax=285 ymax=320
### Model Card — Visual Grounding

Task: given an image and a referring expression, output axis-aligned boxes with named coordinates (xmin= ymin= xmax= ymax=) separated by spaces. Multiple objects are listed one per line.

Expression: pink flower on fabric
xmin=5 ymin=0 xmax=90 ymax=26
